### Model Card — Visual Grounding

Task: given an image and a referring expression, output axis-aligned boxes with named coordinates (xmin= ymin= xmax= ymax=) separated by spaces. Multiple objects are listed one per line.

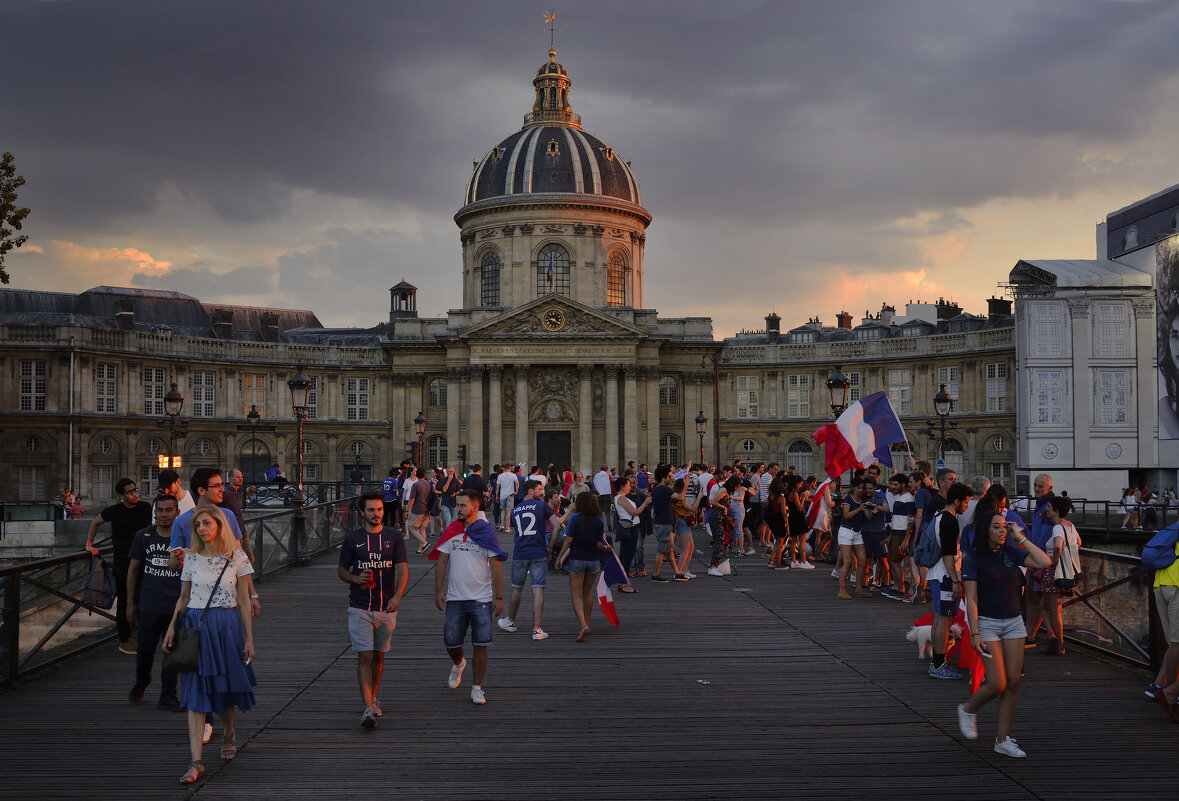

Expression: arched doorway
xmin=239 ymin=441 xmax=272 ymax=484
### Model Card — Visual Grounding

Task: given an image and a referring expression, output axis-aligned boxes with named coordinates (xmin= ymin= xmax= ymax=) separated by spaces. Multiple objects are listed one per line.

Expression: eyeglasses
xmin=121 ymin=487 xmax=139 ymax=495
xmin=206 ymin=482 xmax=224 ymax=489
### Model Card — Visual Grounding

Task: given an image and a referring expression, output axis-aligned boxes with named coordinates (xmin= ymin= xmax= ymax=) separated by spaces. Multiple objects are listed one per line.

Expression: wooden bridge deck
xmin=0 ymin=528 xmax=1174 ymax=800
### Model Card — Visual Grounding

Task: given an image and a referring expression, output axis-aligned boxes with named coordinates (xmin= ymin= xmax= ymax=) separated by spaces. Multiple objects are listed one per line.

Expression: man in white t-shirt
xmin=592 ymin=466 xmax=614 ymax=530
xmin=433 ymin=490 xmax=504 ymax=705
xmin=495 ymin=467 xmax=520 ymax=533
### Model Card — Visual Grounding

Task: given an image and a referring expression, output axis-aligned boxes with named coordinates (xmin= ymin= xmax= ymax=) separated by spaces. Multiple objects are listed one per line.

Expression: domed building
xmin=382 ymin=46 xmax=717 ymax=470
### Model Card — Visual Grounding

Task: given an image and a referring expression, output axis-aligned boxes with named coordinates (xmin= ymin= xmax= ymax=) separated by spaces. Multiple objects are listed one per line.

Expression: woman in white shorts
xmin=957 ymin=509 xmax=1050 ymax=759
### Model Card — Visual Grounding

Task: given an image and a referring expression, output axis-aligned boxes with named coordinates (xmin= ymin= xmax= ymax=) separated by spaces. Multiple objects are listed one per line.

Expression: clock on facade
xmin=1041 ymin=443 xmax=1058 ymax=460
xmin=542 ymin=308 xmax=565 ymax=331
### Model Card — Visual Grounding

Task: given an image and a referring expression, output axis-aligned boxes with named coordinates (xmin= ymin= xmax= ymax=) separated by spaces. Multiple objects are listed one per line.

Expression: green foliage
xmin=1 ymin=151 xmax=32 ymax=285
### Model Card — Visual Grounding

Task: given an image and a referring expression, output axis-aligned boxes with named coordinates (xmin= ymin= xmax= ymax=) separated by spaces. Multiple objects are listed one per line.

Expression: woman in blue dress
xmin=164 ymin=505 xmax=257 ymax=784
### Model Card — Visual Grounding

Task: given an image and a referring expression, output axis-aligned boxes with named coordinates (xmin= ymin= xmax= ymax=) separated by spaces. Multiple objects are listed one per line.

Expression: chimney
xmin=115 ymin=297 xmax=134 ymax=331
xmin=880 ymin=303 xmax=896 ymax=326
xmin=987 ymin=296 xmax=1012 ymax=320
xmin=836 ymin=310 xmax=853 ymax=330
xmin=936 ymin=297 xmax=962 ymax=321
xmin=212 ymin=309 xmax=234 ymax=339
xmin=765 ymin=312 xmax=781 ymax=343
xmin=260 ymin=313 xmax=280 ymax=342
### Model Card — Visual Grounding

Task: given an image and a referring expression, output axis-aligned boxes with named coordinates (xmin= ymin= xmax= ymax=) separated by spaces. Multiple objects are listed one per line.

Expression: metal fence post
xmin=1149 ymin=585 xmax=1164 ymax=675
xmin=3 ymin=571 xmax=21 ymax=690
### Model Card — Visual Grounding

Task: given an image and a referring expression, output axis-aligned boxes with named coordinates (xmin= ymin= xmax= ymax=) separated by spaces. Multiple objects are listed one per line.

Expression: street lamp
xmin=414 ymin=411 xmax=427 ymax=467
xmin=164 ymin=383 xmax=183 ymax=469
xmin=246 ymin=403 xmax=260 ymax=483
xmin=927 ymin=383 xmax=957 ymax=471
xmin=287 ymin=367 xmax=313 ymax=567
xmin=701 ymin=355 xmax=721 ymax=471
xmin=824 ymin=366 xmax=851 ymax=560
xmin=695 ymin=410 xmax=708 ymax=464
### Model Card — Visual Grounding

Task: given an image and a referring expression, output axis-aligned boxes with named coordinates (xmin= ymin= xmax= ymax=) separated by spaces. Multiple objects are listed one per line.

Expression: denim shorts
xmin=511 ymin=558 xmax=548 ymax=589
xmin=976 ymin=615 xmax=1027 ymax=642
xmin=652 ymin=523 xmax=673 ymax=554
xmin=674 ymin=517 xmax=691 ymax=535
xmin=443 ymin=599 xmax=493 ymax=648
xmin=565 ymin=558 xmax=601 ymax=575
xmin=348 ymin=607 xmax=396 ymax=653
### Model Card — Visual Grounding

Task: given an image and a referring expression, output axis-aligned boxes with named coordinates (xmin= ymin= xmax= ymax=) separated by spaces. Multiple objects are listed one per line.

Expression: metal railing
xmin=1010 ymin=496 xmax=1178 ymax=536
xmin=0 ymin=495 xmax=362 ymax=690
xmin=1062 ymin=547 xmax=1161 ymax=670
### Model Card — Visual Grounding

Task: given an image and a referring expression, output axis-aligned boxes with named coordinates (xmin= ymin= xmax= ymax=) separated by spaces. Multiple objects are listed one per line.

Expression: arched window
xmin=941 ymin=439 xmax=964 ymax=475
xmin=659 ymin=434 xmax=681 ymax=466
xmin=786 ymin=440 xmax=813 ymax=477
xmin=607 ymin=251 xmax=627 ymax=306
xmin=480 ymin=251 xmax=501 ymax=307
xmin=536 ymin=243 xmax=571 ymax=297
xmin=428 ymin=435 xmax=448 ymax=468
xmin=659 ymin=376 xmax=678 ymax=406
xmin=349 ymin=441 xmax=365 ymax=456
xmin=429 ymin=378 xmax=448 ymax=407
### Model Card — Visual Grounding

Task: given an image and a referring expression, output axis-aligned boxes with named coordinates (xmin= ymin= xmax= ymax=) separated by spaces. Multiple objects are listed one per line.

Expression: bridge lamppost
xmin=701 ymin=355 xmax=720 ymax=469
xmin=164 ymin=383 xmax=184 ymax=469
xmin=927 ymin=383 xmax=956 ymax=471
xmin=288 ymin=367 xmax=313 ymax=567
xmin=246 ymin=403 xmax=260 ymax=483
xmin=695 ymin=410 xmax=708 ymax=465
xmin=414 ymin=411 xmax=427 ymax=468
xmin=825 ymin=366 xmax=850 ymax=551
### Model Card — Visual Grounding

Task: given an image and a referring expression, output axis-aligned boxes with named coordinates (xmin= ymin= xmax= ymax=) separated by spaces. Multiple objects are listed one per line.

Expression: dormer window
xmin=546 ymin=139 xmax=560 ymax=158
xmin=788 ymin=330 xmax=816 ymax=344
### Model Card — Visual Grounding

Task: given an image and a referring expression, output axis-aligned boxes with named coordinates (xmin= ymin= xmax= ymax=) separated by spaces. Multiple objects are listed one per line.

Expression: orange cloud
xmin=54 ymin=241 xmax=173 ymax=273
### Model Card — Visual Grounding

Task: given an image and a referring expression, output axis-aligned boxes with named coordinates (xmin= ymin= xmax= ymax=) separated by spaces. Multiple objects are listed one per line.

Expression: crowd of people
xmin=80 ymin=455 xmax=1179 ymax=781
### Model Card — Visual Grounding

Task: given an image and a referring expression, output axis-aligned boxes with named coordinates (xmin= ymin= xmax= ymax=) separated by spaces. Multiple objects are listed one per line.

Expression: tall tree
xmin=1 ymin=152 xmax=31 ymax=285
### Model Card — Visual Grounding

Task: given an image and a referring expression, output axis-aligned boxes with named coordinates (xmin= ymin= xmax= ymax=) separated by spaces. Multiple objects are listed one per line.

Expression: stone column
xmin=605 ymin=366 xmax=619 ymax=468
xmin=1068 ymin=300 xmax=1092 ymax=468
xmin=1133 ymin=298 xmax=1156 ymax=461
xmin=446 ymin=367 xmax=464 ymax=466
xmin=487 ymin=366 xmax=503 ymax=465
xmin=390 ymin=373 xmax=407 ymax=460
xmin=578 ymin=364 xmax=594 ymax=472
xmin=515 ymin=367 xmax=529 ymax=465
xmin=468 ymin=366 xmax=484 ymax=467
xmin=684 ymin=373 xmax=700 ymax=464
xmin=622 ymin=365 xmax=639 ymax=463
xmin=645 ymin=366 xmax=661 ymax=466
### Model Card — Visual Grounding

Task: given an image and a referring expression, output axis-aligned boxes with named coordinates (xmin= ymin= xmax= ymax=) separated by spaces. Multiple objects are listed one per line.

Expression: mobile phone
xmin=977 ymin=641 xmax=992 ymax=658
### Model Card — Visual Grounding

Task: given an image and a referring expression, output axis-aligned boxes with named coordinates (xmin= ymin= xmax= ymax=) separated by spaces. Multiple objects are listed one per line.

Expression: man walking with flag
xmin=432 ymin=490 xmax=506 ymax=705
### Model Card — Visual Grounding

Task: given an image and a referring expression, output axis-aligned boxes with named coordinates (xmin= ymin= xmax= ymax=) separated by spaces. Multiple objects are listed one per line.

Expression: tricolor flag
xmin=806 ymin=478 xmax=832 ymax=528
xmin=914 ymin=609 xmax=985 ymax=692
xmin=595 ymin=551 xmax=630 ymax=626
xmin=835 ymin=391 xmax=907 ymax=468
xmin=812 ymin=424 xmax=862 ymax=480
xmin=546 ymin=251 xmax=554 ymax=286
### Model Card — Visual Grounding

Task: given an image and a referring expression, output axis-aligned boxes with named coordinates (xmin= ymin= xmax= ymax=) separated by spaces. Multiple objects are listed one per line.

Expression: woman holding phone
xmin=957 ymin=509 xmax=1050 ymax=759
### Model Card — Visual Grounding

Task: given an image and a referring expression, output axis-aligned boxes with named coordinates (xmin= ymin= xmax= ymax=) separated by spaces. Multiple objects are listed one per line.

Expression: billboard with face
xmin=1157 ymin=239 xmax=1179 ymax=439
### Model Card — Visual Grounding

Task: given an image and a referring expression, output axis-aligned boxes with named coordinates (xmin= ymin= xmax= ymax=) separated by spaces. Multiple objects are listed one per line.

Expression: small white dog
xmin=905 ymin=623 xmax=964 ymax=659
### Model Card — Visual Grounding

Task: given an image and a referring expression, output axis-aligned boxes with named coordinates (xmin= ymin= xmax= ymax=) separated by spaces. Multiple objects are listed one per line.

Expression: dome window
xmin=546 ymin=139 xmax=560 ymax=158
xmin=599 ymin=146 xmax=615 ymax=163
xmin=490 ymin=146 xmax=505 ymax=163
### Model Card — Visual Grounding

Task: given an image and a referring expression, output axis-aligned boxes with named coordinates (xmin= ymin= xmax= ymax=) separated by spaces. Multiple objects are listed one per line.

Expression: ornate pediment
xmin=458 ymin=295 xmax=647 ymax=339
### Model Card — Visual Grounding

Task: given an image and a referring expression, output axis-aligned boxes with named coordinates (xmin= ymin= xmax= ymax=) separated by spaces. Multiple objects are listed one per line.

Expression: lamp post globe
xmin=246 ymin=403 xmax=261 ymax=483
xmin=826 ymin=366 xmax=849 ymax=418
xmin=287 ymin=368 xmax=313 ymax=567
xmin=695 ymin=410 xmax=708 ymax=464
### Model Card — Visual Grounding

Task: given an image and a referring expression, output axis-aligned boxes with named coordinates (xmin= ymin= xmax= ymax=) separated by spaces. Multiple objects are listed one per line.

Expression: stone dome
xmin=461 ymin=48 xmax=643 ymax=209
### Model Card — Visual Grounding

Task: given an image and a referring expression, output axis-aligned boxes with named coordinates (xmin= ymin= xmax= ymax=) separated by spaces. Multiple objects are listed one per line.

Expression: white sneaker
xmin=448 ymin=658 xmax=467 ymax=689
xmin=202 ymin=722 xmax=213 ymax=744
xmin=470 ymin=685 xmax=486 ymax=705
xmin=744 ymin=548 xmax=756 ymax=556
xmin=684 ymin=571 xmax=697 ymax=579
xmin=707 ymin=566 xmax=724 ymax=577
xmin=497 ymin=617 xmax=517 ymax=633
xmin=994 ymin=737 xmax=1026 ymax=758
xmin=957 ymin=704 xmax=977 ymax=740
xmin=802 ymin=562 xmax=816 ymax=569
xmin=830 ymin=569 xmax=840 ymax=579
xmin=791 ymin=561 xmax=801 ymax=569
xmin=532 ymin=627 xmax=549 ymax=640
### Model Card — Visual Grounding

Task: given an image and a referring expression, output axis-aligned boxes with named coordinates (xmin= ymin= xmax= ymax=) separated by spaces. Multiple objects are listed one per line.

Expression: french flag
xmin=806 ymin=478 xmax=832 ymax=528
xmin=835 ymin=391 xmax=907 ymax=469
xmin=546 ymin=251 xmax=554 ymax=286
xmin=596 ymin=551 xmax=629 ymax=626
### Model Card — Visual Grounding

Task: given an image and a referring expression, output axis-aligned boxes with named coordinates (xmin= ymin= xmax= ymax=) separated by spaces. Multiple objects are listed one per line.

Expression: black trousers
xmin=135 ymin=608 xmax=178 ymax=695
xmin=615 ymin=527 xmax=637 ymax=579
xmin=113 ymin=557 xmax=132 ymax=642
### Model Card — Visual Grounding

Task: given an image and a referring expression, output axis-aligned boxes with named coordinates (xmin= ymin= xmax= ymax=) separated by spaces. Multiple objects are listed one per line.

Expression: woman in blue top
xmin=957 ymin=509 xmax=1050 ymax=759
xmin=556 ymin=492 xmax=610 ymax=642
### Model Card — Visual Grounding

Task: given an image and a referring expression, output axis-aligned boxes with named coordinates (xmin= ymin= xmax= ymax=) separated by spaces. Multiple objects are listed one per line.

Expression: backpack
xmin=84 ymin=556 xmax=117 ymax=610
xmin=1141 ymin=526 xmax=1179 ymax=570
xmin=911 ymin=511 xmax=944 ymax=569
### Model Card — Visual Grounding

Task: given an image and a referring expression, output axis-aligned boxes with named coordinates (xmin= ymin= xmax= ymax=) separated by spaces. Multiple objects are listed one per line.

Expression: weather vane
xmin=544 ymin=11 xmax=559 ymax=49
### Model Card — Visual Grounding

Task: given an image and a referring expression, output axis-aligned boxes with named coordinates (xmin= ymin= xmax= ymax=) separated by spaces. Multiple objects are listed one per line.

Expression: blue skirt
xmin=179 ymin=607 xmax=257 ymax=715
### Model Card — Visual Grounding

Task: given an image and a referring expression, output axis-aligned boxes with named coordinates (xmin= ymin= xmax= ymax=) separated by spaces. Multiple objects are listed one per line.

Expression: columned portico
xmin=446 ymin=367 xmax=463 ymax=464
xmin=605 ymin=365 xmax=619 ymax=468
xmin=645 ymin=365 xmax=660 ymax=466
xmin=515 ymin=366 xmax=529 ymax=464
xmin=578 ymin=364 xmax=594 ymax=469
xmin=488 ymin=365 xmax=503 ymax=465
xmin=623 ymin=365 xmax=638 ymax=462
xmin=469 ymin=366 xmax=484 ymax=466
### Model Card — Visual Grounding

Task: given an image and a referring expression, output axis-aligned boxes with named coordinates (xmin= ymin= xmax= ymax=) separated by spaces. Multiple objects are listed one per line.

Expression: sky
xmin=6 ymin=0 xmax=1179 ymax=337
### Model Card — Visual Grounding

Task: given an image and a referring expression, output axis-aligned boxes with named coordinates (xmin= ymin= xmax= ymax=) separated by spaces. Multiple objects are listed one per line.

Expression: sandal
xmin=576 ymin=626 xmax=590 ymax=642
xmin=617 ymin=584 xmax=638 ymax=594
xmin=221 ymin=732 xmax=237 ymax=761
xmin=179 ymin=760 xmax=205 ymax=784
